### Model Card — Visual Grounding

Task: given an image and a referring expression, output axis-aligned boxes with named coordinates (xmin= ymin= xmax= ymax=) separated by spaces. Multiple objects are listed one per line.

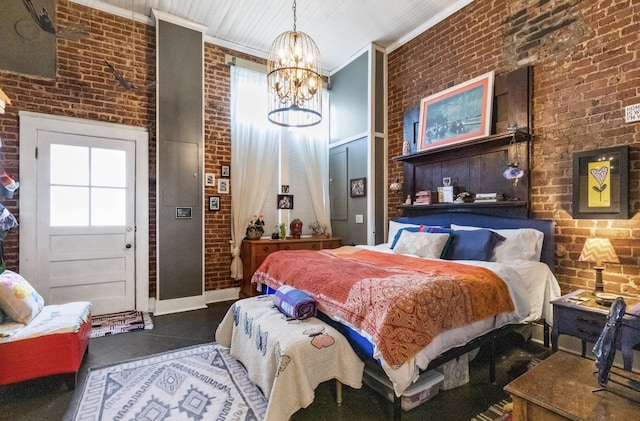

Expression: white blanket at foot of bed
xmin=215 ymin=295 xmax=364 ymax=421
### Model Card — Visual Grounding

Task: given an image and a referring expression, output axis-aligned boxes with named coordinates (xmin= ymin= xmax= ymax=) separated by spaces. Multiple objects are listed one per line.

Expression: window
xmin=50 ymin=144 xmax=126 ymax=226
xmin=233 ymin=66 xmax=328 ymax=237
xmin=262 ymin=135 xmax=318 ymax=236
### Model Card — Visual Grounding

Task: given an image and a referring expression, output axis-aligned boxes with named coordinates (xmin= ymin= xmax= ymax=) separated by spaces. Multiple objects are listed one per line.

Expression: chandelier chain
xmin=292 ymin=0 xmax=297 ymax=32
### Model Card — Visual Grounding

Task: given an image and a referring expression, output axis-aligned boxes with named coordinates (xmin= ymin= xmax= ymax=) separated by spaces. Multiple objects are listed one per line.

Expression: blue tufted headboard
xmin=393 ymin=212 xmax=556 ymax=274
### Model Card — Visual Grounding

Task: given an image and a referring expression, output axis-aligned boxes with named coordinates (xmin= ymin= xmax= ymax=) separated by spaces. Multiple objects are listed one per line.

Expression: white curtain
xmin=230 ymin=66 xmax=280 ymax=280
xmin=300 ymin=134 xmax=331 ymax=235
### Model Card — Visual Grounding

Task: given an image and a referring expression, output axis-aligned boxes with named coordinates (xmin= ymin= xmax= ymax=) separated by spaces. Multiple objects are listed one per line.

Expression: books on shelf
xmin=475 ymin=192 xmax=498 ymax=199
xmin=414 ymin=190 xmax=435 ymax=204
xmin=474 ymin=193 xmax=504 ymax=203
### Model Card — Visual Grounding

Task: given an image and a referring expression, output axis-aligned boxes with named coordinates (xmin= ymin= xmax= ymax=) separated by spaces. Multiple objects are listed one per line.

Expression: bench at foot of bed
xmin=215 ymin=295 xmax=364 ymax=421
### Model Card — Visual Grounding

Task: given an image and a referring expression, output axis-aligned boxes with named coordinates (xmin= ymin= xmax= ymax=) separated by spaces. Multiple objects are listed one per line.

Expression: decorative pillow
xmin=390 ymin=225 xmax=452 ymax=249
xmin=451 ymin=224 xmax=544 ymax=262
xmin=0 ymin=270 xmax=45 ymax=324
xmin=393 ymin=231 xmax=451 ymax=259
xmin=390 ymin=227 xmax=422 ymax=249
xmin=387 ymin=221 xmax=420 ymax=248
xmin=444 ymin=229 xmax=506 ymax=261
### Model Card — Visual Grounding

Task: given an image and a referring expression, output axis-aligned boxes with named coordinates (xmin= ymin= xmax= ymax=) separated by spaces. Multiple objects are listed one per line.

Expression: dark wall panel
xmin=157 ymin=19 xmax=203 ymax=301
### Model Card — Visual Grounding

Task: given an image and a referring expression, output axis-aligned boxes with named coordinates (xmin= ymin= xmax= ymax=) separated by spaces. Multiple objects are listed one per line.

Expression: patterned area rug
xmin=90 ymin=310 xmax=153 ymax=338
xmin=73 ymin=343 xmax=267 ymax=421
xmin=471 ymin=397 xmax=512 ymax=421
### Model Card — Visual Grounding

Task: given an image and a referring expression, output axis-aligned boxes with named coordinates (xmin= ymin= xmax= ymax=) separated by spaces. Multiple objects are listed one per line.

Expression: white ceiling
xmin=72 ymin=0 xmax=473 ymax=73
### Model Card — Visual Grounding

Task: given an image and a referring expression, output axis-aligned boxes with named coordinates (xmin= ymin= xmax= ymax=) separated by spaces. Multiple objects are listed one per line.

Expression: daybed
xmin=0 ymin=270 xmax=91 ymax=390
xmin=253 ymin=211 xmax=561 ymax=419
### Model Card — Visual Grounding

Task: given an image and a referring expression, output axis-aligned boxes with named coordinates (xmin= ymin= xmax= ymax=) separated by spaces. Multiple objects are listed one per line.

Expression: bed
xmin=253 ymin=212 xmax=561 ymax=418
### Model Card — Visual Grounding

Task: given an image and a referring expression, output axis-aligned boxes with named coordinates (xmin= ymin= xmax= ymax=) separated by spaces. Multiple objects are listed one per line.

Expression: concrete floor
xmin=0 ymin=301 xmax=550 ymax=421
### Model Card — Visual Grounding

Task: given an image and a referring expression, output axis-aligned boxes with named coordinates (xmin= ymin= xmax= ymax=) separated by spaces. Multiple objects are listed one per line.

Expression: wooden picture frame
xmin=418 ymin=71 xmax=494 ymax=152
xmin=205 ymin=173 xmax=215 ymax=186
xmin=221 ymin=165 xmax=230 ymax=177
xmin=572 ymin=146 xmax=628 ymax=219
xmin=208 ymin=195 xmax=220 ymax=211
xmin=350 ymin=177 xmax=366 ymax=198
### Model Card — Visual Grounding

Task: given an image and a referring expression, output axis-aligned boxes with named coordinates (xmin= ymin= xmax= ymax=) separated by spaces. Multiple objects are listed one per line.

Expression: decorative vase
xmin=245 ymin=225 xmax=264 ymax=240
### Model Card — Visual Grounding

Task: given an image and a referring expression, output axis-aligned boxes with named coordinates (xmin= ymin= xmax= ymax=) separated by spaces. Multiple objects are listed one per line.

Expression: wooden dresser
xmin=240 ymin=237 xmax=342 ymax=298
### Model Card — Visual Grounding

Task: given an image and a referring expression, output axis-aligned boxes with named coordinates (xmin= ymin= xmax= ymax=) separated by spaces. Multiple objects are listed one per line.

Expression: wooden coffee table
xmin=505 ymin=351 xmax=640 ymax=420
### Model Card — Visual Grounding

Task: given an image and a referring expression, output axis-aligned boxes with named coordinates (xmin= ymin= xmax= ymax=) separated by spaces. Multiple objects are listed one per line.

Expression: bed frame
xmin=373 ymin=211 xmax=555 ymax=419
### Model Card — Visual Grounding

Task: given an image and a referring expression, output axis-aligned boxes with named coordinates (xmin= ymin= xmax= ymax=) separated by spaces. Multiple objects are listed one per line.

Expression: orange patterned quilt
xmin=253 ymin=246 xmax=514 ymax=367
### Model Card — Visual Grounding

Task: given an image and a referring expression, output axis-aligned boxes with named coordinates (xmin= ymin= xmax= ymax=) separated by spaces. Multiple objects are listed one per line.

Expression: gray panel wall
xmin=375 ymin=50 xmax=385 ymax=134
xmin=0 ymin=0 xmax=56 ymax=78
xmin=157 ymin=20 xmax=203 ymax=300
xmin=329 ymin=137 xmax=368 ymax=245
xmin=374 ymin=136 xmax=385 ymax=244
xmin=329 ymin=52 xmax=368 ymax=142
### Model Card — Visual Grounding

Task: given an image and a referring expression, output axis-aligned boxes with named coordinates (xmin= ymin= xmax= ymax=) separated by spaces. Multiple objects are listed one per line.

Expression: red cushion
xmin=0 ymin=313 xmax=91 ymax=386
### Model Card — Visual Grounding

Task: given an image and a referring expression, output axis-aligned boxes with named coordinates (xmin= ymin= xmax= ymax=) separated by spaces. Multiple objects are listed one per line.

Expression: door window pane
xmin=50 ymin=145 xmax=89 ymax=185
xmin=91 ymin=188 xmax=126 ymax=226
xmin=50 ymin=186 xmax=89 ymax=226
xmin=92 ymin=148 xmax=126 ymax=187
xmin=49 ymin=144 xmax=128 ymax=227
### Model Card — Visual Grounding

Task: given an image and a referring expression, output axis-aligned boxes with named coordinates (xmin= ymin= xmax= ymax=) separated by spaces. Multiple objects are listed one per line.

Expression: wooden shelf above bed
xmin=398 ymin=200 xmax=528 ymax=217
xmin=396 ymin=66 xmax=532 ymax=219
xmin=392 ymin=131 xmax=530 ymax=163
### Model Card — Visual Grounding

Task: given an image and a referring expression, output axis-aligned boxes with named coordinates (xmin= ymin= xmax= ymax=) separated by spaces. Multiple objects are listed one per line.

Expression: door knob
xmin=125 ymin=243 xmax=132 ymax=249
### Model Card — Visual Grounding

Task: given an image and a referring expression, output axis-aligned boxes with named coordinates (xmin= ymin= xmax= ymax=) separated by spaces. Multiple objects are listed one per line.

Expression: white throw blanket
xmin=216 ymin=295 xmax=364 ymax=421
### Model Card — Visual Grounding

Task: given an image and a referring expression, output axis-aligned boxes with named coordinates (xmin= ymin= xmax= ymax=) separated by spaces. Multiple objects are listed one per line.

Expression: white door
xmin=35 ymin=132 xmax=136 ymax=315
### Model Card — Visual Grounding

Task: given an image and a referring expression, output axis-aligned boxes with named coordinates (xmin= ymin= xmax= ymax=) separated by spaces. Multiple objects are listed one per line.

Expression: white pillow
xmin=393 ymin=231 xmax=450 ymax=259
xmin=450 ymin=224 xmax=544 ymax=262
xmin=387 ymin=220 xmax=420 ymax=248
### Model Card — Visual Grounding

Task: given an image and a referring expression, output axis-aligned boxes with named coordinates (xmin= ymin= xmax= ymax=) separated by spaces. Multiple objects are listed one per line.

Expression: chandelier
xmin=267 ymin=0 xmax=322 ymax=127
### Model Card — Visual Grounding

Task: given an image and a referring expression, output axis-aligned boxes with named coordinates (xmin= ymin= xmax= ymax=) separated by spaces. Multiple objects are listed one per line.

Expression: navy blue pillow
xmin=444 ymin=229 xmax=506 ymax=261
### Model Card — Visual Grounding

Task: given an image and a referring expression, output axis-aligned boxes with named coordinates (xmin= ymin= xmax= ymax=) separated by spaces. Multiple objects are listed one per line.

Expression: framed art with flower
xmin=350 ymin=177 xmax=366 ymax=198
xmin=572 ymin=146 xmax=628 ymax=219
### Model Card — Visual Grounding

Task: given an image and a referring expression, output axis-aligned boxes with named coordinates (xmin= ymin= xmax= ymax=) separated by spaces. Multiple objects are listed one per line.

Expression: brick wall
xmin=0 ymin=1 xmax=246 ymax=296
xmin=388 ymin=0 xmax=639 ymax=296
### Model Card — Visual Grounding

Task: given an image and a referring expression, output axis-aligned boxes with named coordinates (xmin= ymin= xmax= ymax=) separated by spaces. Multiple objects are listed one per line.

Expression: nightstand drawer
xmin=556 ymin=308 xmax=605 ymax=343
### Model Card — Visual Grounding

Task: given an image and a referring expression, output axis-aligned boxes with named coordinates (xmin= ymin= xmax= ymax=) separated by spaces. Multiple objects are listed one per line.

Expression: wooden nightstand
xmin=551 ymin=289 xmax=640 ymax=370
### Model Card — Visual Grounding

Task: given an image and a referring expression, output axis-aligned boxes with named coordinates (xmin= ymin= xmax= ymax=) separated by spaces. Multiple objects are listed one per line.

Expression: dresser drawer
xmin=556 ymin=308 xmax=605 ymax=343
xmin=322 ymin=239 xmax=342 ymax=249
xmin=281 ymin=242 xmax=321 ymax=251
xmin=254 ymin=243 xmax=280 ymax=256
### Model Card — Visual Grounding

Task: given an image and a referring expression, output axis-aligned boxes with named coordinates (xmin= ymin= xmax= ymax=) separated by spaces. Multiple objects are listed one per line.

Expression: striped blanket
xmin=253 ymin=246 xmax=515 ymax=367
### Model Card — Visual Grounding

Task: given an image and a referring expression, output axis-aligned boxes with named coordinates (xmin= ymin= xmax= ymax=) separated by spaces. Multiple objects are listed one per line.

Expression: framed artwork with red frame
xmin=418 ymin=71 xmax=494 ymax=152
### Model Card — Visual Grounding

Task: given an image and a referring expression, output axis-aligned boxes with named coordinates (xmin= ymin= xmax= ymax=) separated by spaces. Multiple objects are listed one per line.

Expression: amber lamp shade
xmin=578 ymin=238 xmax=619 ymax=295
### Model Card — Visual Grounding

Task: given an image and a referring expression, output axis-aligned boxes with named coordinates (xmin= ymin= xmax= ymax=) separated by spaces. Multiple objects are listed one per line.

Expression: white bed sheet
xmin=345 ymin=245 xmax=561 ymax=395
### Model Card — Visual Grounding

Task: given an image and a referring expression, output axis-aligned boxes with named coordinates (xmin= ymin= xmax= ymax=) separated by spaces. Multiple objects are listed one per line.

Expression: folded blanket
xmin=272 ymin=285 xmax=317 ymax=320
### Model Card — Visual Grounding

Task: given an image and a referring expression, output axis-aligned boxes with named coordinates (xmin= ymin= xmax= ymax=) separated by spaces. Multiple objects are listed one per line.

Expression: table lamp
xmin=578 ymin=238 xmax=619 ymax=295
